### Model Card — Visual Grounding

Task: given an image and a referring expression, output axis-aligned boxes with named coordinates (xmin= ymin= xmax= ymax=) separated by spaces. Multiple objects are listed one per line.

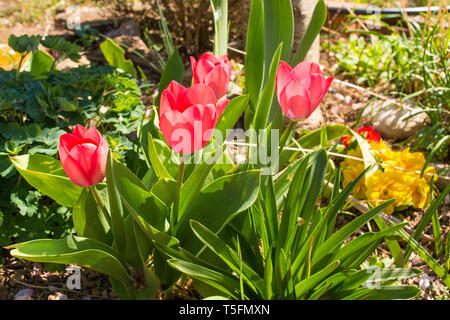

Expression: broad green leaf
xmin=72 ymin=188 xmax=111 ymax=245
xmin=156 ymin=49 xmax=184 ymax=105
xmin=105 ymin=152 xmax=127 ymax=254
xmin=151 ymin=178 xmax=177 ymax=207
xmin=313 ymin=199 xmax=395 ymax=266
xmin=245 ymin=0 xmax=265 ymax=108
xmin=168 ymin=259 xmax=241 ymax=299
xmin=30 ymin=50 xmax=54 ymax=76
xmin=8 ymin=236 xmax=132 ymax=286
xmin=294 ymin=260 xmax=340 ymax=299
xmin=10 ymin=154 xmax=82 ymax=208
xmin=351 ymin=128 xmax=377 ymax=177
xmin=100 ymin=38 xmax=137 ymax=78
xmin=147 ymin=132 xmax=175 ymax=180
xmin=215 ymin=95 xmax=249 ymax=140
xmin=377 ymin=268 xmax=422 ymax=282
xmin=360 ymin=286 xmax=421 ymax=300
xmin=262 ymin=0 xmax=293 ymax=128
xmin=191 ymin=220 xmax=265 ymax=297
xmin=336 ymin=223 xmax=407 ymax=267
xmin=179 ymin=147 xmax=225 ymax=220
xmin=252 ymin=43 xmax=283 ymax=130
xmin=278 ymin=152 xmax=312 ymax=250
xmin=176 ymin=170 xmax=260 ymax=254
xmin=263 ymin=0 xmax=293 ymax=75
xmin=374 ymin=215 xmax=404 ymax=267
xmin=291 ymin=0 xmax=327 ymax=65
xmin=135 ymin=266 xmax=160 ymax=300
xmin=111 ymin=158 xmax=168 ymax=232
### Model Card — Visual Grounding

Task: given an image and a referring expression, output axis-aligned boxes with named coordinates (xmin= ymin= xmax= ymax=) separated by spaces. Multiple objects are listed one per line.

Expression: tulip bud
xmin=276 ymin=60 xmax=334 ymax=121
xmin=190 ymin=52 xmax=232 ymax=99
xmin=159 ymin=81 xmax=229 ymax=154
xmin=59 ymin=125 xmax=109 ymax=187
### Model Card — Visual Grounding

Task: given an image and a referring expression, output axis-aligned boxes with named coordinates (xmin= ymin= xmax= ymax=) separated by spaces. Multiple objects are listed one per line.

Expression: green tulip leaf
xmin=10 ymin=154 xmax=82 ymax=208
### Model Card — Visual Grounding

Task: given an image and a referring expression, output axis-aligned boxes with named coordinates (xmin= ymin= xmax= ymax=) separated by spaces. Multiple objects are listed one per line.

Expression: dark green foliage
xmin=0 ymin=45 xmax=148 ymax=251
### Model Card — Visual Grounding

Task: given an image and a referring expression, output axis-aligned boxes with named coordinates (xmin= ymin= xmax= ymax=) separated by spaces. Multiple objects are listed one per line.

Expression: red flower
xmin=276 ymin=60 xmax=334 ymax=120
xmin=59 ymin=125 xmax=109 ymax=187
xmin=341 ymin=126 xmax=381 ymax=148
xmin=159 ymin=81 xmax=229 ymax=154
xmin=358 ymin=126 xmax=380 ymax=143
xmin=190 ymin=52 xmax=232 ymax=99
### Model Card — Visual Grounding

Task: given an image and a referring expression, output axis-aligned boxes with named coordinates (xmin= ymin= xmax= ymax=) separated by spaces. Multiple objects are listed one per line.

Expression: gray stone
xmin=430 ymin=163 xmax=450 ymax=191
xmin=295 ymin=107 xmax=325 ymax=131
xmin=361 ymin=99 xmax=429 ymax=141
xmin=55 ymin=6 xmax=113 ymax=30
xmin=105 ymin=19 xmax=160 ymax=69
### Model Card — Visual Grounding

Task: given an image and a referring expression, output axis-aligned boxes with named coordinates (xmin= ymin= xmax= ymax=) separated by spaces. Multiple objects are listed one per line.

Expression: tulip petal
xmin=276 ymin=61 xmax=293 ymax=99
xmin=59 ymin=133 xmax=81 ymax=161
xmin=60 ymin=153 xmax=91 ymax=187
xmin=190 ymin=56 xmax=199 ymax=84
xmin=204 ymin=64 xmax=230 ymax=99
xmin=292 ymin=61 xmax=322 ymax=81
xmin=69 ymin=143 xmax=98 ymax=176
xmin=215 ymin=98 xmax=229 ymax=124
xmin=85 ymin=127 xmax=103 ymax=146
xmin=71 ymin=124 xmax=88 ymax=139
xmin=279 ymin=82 xmax=312 ymax=120
xmin=88 ymin=138 xmax=108 ymax=185
xmin=186 ymin=84 xmax=217 ymax=106
xmin=195 ymin=54 xmax=216 ymax=81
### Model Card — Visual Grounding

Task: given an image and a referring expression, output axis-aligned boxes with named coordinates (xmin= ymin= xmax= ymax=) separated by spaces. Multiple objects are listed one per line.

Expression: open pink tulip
xmin=159 ymin=81 xmax=229 ymax=154
xmin=276 ymin=60 xmax=334 ymax=120
xmin=59 ymin=125 xmax=109 ymax=187
xmin=190 ymin=52 xmax=232 ymax=99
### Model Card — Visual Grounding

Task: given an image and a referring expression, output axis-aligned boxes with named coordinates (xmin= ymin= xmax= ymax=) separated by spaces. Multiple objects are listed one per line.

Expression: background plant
xmin=0 ymin=35 xmax=148 ymax=250
xmin=326 ymin=11 xmax=449 ymax=173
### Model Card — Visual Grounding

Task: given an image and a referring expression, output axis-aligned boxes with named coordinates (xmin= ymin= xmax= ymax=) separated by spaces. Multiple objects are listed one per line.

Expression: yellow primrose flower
xmin=341 ymin=158 xmax=367 ymax=199
xmin=340 ymin=135 xmax=436 ymax=214
xmin=365 ymin=170 xmax=412 ymax=214
xmin=0 ymin=44 xmax=23 ymax=70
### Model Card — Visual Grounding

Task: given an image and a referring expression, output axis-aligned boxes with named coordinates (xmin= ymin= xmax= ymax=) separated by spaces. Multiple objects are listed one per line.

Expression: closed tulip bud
xmin=159 ymin=81 xmax=229 ymax=154
xmin=59 ymin=125 xmax=109 ymax=187
xmin=190 ymin=52 xmax=232 ymax=99
xmin=276 ymin=60 xmax=334 ymax=120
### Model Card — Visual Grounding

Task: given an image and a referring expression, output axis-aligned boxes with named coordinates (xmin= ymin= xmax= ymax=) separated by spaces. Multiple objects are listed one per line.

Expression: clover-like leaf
xmin=40 ymin=37 xmax=82 ymax=62
xmin=8 ymin=34 xmax=40 ymax=54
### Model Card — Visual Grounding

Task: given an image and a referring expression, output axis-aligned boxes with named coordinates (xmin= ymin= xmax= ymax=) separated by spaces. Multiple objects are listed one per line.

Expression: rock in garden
xmin=55 ymin=6 xmax=113 ymax=31
xmin=295 ymin=107 xmax=325 ymax=131
xmin=430 ymin=163 xmax=450 ymax=191
xmin=105 ymin=19 xmax=160 ymax=69
xmin=361 ymin=99 xmax=429 ymax=141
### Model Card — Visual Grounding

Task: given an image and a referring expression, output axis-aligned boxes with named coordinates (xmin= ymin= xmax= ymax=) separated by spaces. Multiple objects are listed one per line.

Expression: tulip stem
xmin=172 ymin=160 xmax=185 ymax=226
xmin=89 ymin=186 xmax=112 ymax=227
xmin=279 ymin=120 xmax=297 ymax=152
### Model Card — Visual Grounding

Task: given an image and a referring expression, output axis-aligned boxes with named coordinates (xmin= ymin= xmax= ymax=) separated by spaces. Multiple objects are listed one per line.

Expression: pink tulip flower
xmin=276 ymin=60 xmax=334 ymax=120
xmin=190 ymin=52 xmax=232 ymax=99
xmin=59 ymin=125 xmax=109 ymax=187
xmin=159 ymin=81 xmax=229 ymax=154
